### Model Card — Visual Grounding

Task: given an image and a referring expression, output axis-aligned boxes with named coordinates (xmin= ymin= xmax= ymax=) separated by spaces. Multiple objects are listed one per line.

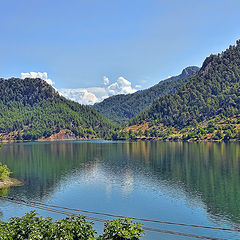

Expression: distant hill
xmin=0 ymin=78 xmax=113 ymax=141
xmin=130 ymin=40 xmax=240 ymax=130
xmin=93 ymin=66 xmax=199 ymax=123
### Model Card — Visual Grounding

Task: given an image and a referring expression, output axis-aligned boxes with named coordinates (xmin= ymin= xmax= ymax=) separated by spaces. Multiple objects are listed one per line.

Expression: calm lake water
xmin=0 ymin=141 xmax=240 ymax=239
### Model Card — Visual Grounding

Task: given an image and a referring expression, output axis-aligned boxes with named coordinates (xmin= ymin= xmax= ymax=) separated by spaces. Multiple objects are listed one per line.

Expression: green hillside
xmin=93 ymin=66 xmax=199 ymax=123
xmin=130 ymin=40 xmax=240 ymax=129
xmin=0 ymin=78 xmax=113 ymax=141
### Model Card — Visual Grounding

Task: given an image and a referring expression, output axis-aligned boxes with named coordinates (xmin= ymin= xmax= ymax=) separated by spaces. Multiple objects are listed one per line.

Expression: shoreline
xmin=0 ymin=138 xmax=102 ymax=144
xmin=0 ymin=138 xmax=239 ymax=144
xmin=0 ymin=178 xmax=22 ymax=189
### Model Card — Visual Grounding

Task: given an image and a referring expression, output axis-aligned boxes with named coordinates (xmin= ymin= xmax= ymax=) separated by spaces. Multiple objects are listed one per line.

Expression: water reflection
xmin=129 ymin=142 xmax=240 ymax=223
xmin=0 ymin=141 xmax=240 ymax=227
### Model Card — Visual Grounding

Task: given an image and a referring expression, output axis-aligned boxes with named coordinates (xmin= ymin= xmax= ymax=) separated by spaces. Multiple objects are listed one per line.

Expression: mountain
xmin=93 ymin=66 xmax=199 ymax=123
xmin=125 ymin=40 xmax=240 ymax=141
xmin=0 ymin=78 xmax=113 ymax=141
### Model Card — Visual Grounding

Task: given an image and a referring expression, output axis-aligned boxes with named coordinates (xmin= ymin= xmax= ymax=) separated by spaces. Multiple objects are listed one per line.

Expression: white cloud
xmin=20 ymin=72 xmax=137 ymax=105
xmin=21 ymin=72 xmax=55 ymax=86
xmin=59 ymin=76 xmax=137 ymax=105
xmin=103 ymin=76 xmax=109 ymax=85
xmin=135 ymin=84 xmax=142 ymax=89
xmin=58 ymin=88 xmax=99 ymax=105
xmin=167 ymin=75 xmax=172 ymax=79
xmin=107 ymin=77 xmax=136 ymax=95
xmin=58 ymin=87 xmax=110 ymax=105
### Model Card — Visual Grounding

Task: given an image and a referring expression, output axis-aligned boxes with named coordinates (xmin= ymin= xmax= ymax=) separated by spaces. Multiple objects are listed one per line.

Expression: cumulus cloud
xmin=58 ymin=87 xmax=110 ymax=105
xmin=103 ymin=76 xmax=109 ymax=85
xmin=59 ymin=76 xmax=137 ymax=105
xmin=21 ymin=72 xmax=55 ymax=86
xmin=20 ymin=72 xmax=138 ymax=105
xmin=58 ymin=88 xmax=99 ymax=105
xmin=135 ymin=84 xmax=142 ymax=89
xmin=107 ymin=77 xmax=136 ymax=95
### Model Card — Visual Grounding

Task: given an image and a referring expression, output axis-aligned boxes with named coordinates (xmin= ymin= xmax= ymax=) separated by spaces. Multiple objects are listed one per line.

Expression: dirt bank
xmin=0 ymin=178 xmax=22 ymax=189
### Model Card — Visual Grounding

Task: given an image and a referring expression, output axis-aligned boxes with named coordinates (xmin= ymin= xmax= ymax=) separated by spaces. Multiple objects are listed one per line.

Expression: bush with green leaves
xmin=0 ymin=187 xmax=9 ymax=198
xmin=0 ymin=144 xmax=11 ymax=182
xmin=99 ymin=217 xmax=144 ymax=240
xmin=53 ymin=215 xmax=96 ymax=240
xmin=0 ymin=211 xmax=96 ymax=240
xmin=0 ymin=211 xmax=145 ymax=240
xmin=0 ymin=162 xmax=11 ymax=181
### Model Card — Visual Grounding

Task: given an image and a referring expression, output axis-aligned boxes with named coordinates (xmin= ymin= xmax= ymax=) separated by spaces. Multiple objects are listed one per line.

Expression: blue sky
xmin=0 ymin=0 xmax=240 ymax=102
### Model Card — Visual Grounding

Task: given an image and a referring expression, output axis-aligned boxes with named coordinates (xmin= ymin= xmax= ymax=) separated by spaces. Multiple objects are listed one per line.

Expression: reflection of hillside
xmin=127 ymin=142 xmax=240 ymax=224
xmin=0 ymin=141 xmax=240 ymax=225
xmin=0 ymin=142 xmax=106 ymax=200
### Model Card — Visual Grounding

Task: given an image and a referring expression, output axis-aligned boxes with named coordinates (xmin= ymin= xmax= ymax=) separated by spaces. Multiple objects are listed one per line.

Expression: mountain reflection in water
xmin=0 ymin=141 xmax=240 ymax=239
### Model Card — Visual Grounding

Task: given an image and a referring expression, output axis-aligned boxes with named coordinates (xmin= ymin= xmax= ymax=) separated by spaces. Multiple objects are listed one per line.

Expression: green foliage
xmin=0 ymin=162 xmax=10 ymax=181
xmin=129 ymin=130 xmax=137 ymax=140
xmin=100 ymin=218 xmax=144 ymax=240
xmin=0 ymin=78 xmax=114 ymax=140
xmin=0 ymin=211 xmax=96 ymax=240
xmin=53 ymin=215 xmax=96 ymax=240
xmin=0 ymin=211 xmax=144 ymax=240
xmin=0 ymin=143 xmax=11 ymax=182
xmin=131 ymin=40 xmax=240 ymax=129
xmin=0 ymin=144 xmax=10 ymax=182
xmin=0 ymin=187 xmax=9 ymax=197
xmin=213 ymin=130 xmax=223 ymax=140
xmin=93 ymin=67 xmax=199 ymax=124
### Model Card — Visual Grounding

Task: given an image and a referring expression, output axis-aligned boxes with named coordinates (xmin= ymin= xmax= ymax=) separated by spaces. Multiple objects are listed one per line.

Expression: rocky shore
xmin=0 ymin=178 xmax=21 ymax=189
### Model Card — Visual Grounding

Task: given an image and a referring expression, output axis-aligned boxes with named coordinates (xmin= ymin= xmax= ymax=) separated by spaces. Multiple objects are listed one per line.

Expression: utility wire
xmin=5 ymin=198 xmax=106 ymax=223
xmin=142 ymin=226 xmax=229 ymax=240
xmin=2 ymin=197 xmax=232 ymax=240
xmin=4 ymin=198 xmax=228 ymax=240
xmin=3 ymin=197 xmax=239 ymax=233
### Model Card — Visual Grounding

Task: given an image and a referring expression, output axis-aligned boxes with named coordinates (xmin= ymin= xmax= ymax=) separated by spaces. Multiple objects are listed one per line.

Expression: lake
xmin=0 ymin=141 xmax=240 ymax=239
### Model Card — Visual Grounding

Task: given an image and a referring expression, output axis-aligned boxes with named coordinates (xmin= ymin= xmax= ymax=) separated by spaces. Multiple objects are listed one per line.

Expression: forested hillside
xmin=93 ymin=66 xmax=199 ymax=123
xmin=130 ymin=40 xmax=240 ymax=129
xmin=2 ymin=39 xmax=240 ymax=142
xmin=0 ymin=78 xmax=113 ymax=141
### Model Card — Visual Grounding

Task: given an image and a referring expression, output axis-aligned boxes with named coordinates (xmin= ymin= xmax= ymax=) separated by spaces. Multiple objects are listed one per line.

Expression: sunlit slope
xmin=130 ymin=40 xmax=240 ymax=129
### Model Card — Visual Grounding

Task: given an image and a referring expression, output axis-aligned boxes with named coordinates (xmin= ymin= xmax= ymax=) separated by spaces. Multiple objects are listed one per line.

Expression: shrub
xmin=215 ymin=130 xmax=223 ymax=139
xmin=0 ymin=212 xmax=145 ymax=240
xmin=0 ymin=211 xmax=96 ymax=240
xmin=100 ymin=217 xmax=144 ymax=240
xmin=182 ymin=134 xmax=189 ymax=141
xmin=0 ymin=144 xmax=11 ymax=181
xmin=0 ymin=162 xmax=11 ymax=181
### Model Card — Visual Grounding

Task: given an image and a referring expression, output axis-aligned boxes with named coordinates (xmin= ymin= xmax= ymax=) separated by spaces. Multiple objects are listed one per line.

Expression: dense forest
xmin=93 ymin=66 xmax=199 ymax=123
xmin=2 ymin=40 xmax=240 ymax=142
xmin=104 ymin=40 xmax=240 ymax=141
xmin=0 ymin=78 xmax=114 ymax=141
xmin=130 ymin=40 xmax=240 ymax=130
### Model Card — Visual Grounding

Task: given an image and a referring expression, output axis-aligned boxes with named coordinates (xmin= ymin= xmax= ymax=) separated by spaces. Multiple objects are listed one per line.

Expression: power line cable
xmin=3 ymin=197 xmax=239 ymax=233
xmin=2 ymin=197 xmax=232 ymax=240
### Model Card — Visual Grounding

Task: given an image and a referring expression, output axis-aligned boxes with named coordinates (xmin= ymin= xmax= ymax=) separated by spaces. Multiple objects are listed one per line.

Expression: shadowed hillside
xmin=0 ymin=78 xmax=113 ymax=141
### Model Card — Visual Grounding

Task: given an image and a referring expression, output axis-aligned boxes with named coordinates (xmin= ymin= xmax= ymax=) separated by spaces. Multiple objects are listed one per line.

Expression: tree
xmin=0 ymin=211 xmax=145 ymax=240
xmin=100 ymin=218 xmax=144 ymax=240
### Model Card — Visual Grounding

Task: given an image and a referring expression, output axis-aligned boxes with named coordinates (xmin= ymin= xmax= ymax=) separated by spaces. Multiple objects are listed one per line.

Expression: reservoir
xmin=0 ymin=141 xmax=240 ymax=239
